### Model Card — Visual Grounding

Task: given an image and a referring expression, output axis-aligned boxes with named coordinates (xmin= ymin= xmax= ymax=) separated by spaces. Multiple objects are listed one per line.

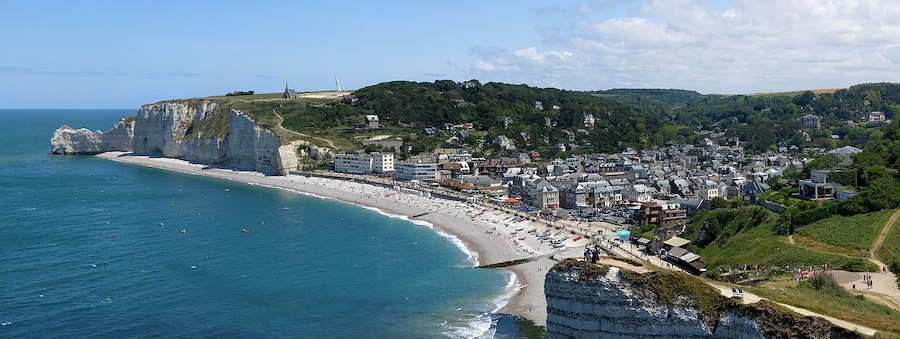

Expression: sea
xmin=0 ymin=109 xmax=525 ymax=338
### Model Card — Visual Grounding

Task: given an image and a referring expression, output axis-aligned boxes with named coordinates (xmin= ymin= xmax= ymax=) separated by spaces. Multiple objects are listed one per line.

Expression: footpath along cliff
xmin=51 ymin=101 xmax=315 ymax=175
xmin=544 ymin=259 xmax=862 ymax=338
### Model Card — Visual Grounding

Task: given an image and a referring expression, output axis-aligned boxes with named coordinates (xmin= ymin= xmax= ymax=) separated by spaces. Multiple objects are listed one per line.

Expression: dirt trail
xmin=271 ymin=108 xmax=337 ymax=149
xmin=706 ymin=282 xmax=877 ymax=336
xmin=871 ymin=209 xmax=900 ymax=258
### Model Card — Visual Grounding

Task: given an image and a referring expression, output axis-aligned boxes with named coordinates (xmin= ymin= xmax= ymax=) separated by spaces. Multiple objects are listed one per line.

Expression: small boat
xmin=242 ymin=229 xmax=249 ymax=233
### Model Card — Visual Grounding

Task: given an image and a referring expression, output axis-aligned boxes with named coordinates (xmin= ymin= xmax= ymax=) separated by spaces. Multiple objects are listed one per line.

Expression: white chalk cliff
xmin=51 ymin=119 xmax=135 ymax=155
xmin=51 ymin=101 xmax=306 ymax=175
xmin=544 ymin=260 xmax=860 ymax=338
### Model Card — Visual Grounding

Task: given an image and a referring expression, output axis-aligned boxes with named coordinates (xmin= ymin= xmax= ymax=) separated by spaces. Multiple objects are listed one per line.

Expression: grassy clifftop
xmin=552 ymin=259 xmax=864 ymax=338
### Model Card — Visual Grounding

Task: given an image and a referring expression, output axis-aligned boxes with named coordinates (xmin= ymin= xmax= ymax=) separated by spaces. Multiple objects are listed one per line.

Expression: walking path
xmin=705 ymin=283 xmax=878 ymax=336
xmin=871 ymin=209 xmax=899 ymax=259
xmin=272 ymin=107 xmax=338 ymax=149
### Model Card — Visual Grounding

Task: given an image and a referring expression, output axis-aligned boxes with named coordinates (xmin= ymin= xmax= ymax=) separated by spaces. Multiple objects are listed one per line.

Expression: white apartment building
xmin=370 ymin=152 xmax=394 ymax=173
xmin=395 ymin=159 xmax=438 ymax=181
xmin=334 ymin=153 xmax=394 ymax=174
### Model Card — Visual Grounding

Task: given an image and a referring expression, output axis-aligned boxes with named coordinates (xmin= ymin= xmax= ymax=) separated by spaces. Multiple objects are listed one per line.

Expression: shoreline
xmin=94 ymin=152 xmax=585 ymax=327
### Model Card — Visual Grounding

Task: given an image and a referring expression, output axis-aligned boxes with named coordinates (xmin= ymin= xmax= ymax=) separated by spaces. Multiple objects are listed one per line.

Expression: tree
xmin=709 ymin=197 xmax=729 ymax=210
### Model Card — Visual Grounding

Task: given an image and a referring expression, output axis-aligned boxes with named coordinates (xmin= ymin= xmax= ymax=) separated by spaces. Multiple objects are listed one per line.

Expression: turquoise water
xmin=0 ymin=110 xmax=513 ymax=338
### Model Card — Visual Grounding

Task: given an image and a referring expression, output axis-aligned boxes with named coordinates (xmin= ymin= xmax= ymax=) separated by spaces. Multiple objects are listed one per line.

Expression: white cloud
xmin=467 ymin=0 xmax=900 ymax=93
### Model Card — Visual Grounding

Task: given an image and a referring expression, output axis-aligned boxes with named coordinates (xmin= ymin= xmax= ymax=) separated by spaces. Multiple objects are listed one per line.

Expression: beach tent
xmin=505 ymin=197 xmax=519 ymax=203
xmin=615 ymin=230 xmax=631 ymax=242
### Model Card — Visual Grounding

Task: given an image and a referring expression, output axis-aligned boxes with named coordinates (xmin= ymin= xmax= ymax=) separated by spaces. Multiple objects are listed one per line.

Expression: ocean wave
xmin=443 ymin=271 xmax=520 ymax=339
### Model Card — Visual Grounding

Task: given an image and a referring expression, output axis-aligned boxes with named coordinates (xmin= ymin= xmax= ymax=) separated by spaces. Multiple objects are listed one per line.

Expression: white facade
xmin=395 ymin=161 xmax=438 ymax=181
xmin=334 ymin=154 xmax=373 ymax=174
xmin=371 ymin=152 xmax=394 ymax=173
xmin=334 ymin=152 xmax=394 ymax=174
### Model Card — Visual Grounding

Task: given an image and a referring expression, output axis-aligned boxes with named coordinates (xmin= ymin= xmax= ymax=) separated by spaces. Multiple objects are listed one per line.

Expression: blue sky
xmin=2 ymin=0 xmax=900 ymax=108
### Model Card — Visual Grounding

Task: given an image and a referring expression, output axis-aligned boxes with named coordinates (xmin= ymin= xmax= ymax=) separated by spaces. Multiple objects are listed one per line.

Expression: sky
xmin=2 ymin=0 xmax=900 ymax=108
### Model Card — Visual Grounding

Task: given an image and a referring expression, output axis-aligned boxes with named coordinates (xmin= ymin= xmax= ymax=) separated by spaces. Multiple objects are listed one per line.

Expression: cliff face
xmin=52 ymin=101 xmax=301 ymax=175
xmin=50 ymin=119 xmax=134 ymax=155
xmin=544 ymin=260 xmax=860 ymax=339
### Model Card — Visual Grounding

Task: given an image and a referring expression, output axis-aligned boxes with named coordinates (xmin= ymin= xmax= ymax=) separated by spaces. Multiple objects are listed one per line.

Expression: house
xmin=560 ymin=183 xmax=589 ymax=209
xmin=865 ymin=111 xmax=886 ymax=122
xmin=440 ymin=161 xmax=471 ymax=177
xmin=527 ymin=178 xmax=560 ymax=209
xmin=802 ymin=114 xmax=821 ymax=129
xmin=697 ymin=180 xmax=720 ymax=200
xmin=494 ymin=135 xmax=515 ymax=150
xmin=626 ymin=184 xmax=656 ymax=202
xmin=741 ymin=179 xmax=770 ymax=203
xmin=365 ymin=115 xmax=380 ymax=129
xmin=589 ymin=186 xmax=622 ymax=207
xmin=447 ymin=130 xmax=470 ymax=145
xmin=497 ymin=116 xmax=512 ymax=129
xmin=423 ymin=127 xmax=436 ymax=136
xmin=634 ymin=201 xmax=688 ymax=228
xmin=534 ymin=101 xmax=544 ymax=111
xmin=283 ymin=82 xmax=299 ymax=99
xmin=583 ymin=112 xmax=595 ymax=127
xmin=799 ymin=170 xmax=841 ymax=200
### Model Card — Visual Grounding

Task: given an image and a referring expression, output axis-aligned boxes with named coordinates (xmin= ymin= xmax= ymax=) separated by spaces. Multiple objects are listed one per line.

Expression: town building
xmin=865 ymin=111 xmax=886 ymax=122
xmin=334 ymin=152 xmax=394 ymax=174
xmin=802 ymin=114 xmax=821 ymax=129
xmin=395 ymin=158 xmax=438 ymax=181
xmin=799 ymin=170 xmax=841 ymax=200
xmin=365 ymin=115 xmax=380 ymax=129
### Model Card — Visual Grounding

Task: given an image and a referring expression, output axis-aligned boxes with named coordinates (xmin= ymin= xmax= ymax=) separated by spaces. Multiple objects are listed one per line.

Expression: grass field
xmin=747 ymin=88 xmax=843 ymax=98
xmin=874 ymin=213 xmax=900 ymax=287
xmin=794 ymin=210 xmax=894 ymax=257
xmin=690 ymin=207 xmax=877 ymax=273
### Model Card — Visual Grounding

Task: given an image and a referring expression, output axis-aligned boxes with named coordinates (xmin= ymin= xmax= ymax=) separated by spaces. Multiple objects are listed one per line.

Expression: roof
xmin=667 ymin=246 xmax=689 ymax=258
xmin=828 ymin=145 xmax=863 ymax=155
xmin=637 ymin=238 xmax=651 ymax=245
xmin=680 ymin=252 xmax=701 ymax=263
xmin=366 ymin=115 xmax=379 ymax=121
xmin=663 ymin=236 xmax=691 ymax=248
xmin=742 ymin=179 xmax=770 ymax=195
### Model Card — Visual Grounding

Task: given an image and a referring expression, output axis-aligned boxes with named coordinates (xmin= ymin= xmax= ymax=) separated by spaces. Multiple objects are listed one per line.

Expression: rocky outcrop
xmin=545 ymin=259 xmax=861 ymax=338
xmin=50 ymin=119 xmax=134 ymax=155
xmin=52 ymin=101 xmax=308 ymax=175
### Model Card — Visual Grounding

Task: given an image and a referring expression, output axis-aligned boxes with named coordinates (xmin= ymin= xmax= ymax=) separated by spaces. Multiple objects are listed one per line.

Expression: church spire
xmin=285 ymin=81 xmax=288 ymax=91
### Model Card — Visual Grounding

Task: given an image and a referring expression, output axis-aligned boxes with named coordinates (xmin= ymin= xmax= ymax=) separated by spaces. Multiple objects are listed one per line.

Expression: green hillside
xmin=685 ymin=207 xmax=877 ymax=275
xmin=793 ymin=210 xmax=894 ymax=257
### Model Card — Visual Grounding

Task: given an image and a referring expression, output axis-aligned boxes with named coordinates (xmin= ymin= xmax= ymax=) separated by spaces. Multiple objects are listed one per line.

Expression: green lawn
xmin=794 ymin=210 xmax=894 ymax=257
